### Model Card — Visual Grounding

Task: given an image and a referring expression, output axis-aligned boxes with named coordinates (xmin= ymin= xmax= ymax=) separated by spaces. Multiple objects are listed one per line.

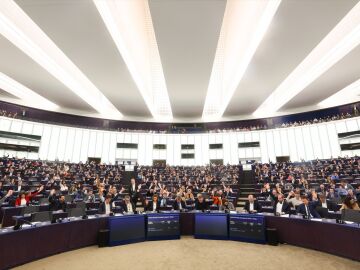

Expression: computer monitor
xmin=342 ymin=209 xmax=360 ymax=223
xmin=68 ymin=207 xmax=85 ymax=217
xmin=21 ymin=205 xmax=39 ymax=216
xmin=51 ymin=211 xmax=69 ymax=223
xmin=31 ymin=211 xmax=51 ymax=222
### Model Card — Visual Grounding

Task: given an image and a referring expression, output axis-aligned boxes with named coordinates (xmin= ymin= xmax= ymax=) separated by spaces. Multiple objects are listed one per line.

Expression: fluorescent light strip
xmin=254 ymin=1 xmax=360 ymax=117
xmin=0 ymin=0 xmax=122 ymax=119
xmin=93 ymin=0 xmax=172 ymax=121
xmin=318 ymin=78 xmax=360 ymax=108
xmin=0 ymin=72 xmax=58 ymax=110
xmin=202 ymin=0 xmax=281 ymax=120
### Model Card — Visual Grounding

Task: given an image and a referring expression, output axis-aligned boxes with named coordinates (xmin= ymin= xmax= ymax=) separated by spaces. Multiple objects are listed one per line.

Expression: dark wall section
xmin=0 ymin=100 xmax=358 ymax=133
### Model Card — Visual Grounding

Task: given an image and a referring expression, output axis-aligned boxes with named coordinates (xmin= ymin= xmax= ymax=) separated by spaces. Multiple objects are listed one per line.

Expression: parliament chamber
xmin=1 ymin=0 xmax=360 ymax=269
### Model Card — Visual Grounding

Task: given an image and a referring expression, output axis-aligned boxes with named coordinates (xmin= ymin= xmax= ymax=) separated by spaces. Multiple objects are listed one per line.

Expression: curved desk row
xmin=0 ymin=213 xmax=359 ymax=270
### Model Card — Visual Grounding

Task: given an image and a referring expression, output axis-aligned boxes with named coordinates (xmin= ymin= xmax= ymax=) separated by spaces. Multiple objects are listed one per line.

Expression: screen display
xmin=109 ymin=215 xmax=145 ymax=246
xmin=229 ymin=214 xmax=265 ymax=243
xmin=147 ymin=213 xmax=180 ymax=240
xmin=194 ymin=213 xmax=228 ymax=239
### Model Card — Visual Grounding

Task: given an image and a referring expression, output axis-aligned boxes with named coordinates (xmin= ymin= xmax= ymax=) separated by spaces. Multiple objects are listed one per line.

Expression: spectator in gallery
xmin=244 ymin=194 xmax=260 ymax=213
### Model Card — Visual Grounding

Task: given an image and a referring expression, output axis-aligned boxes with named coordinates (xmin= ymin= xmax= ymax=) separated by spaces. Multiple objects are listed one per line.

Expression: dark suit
xmin=244 ymin=200 xmax=260 ymax=213
xmin=297 ymin=202 xmax=321 ymax=218
xmin=145 ymin=201 xmax=160 ymax=212
xmin=128 ymin=184 xmax=139 ymax=203
xmin=98 ymin=202 xmax=113 ymax=214
xmin=121 ymin=201 xmax=136 ymax=213
xmin=316 ymin=200 xmax=338 ymax=212
xmin=173 ymin=200 xmax=186 ymax=211
xmin=195 ymin=200 xmax=209 ymax=211
xmin=273 ymin=201 xmax=291 ymax=214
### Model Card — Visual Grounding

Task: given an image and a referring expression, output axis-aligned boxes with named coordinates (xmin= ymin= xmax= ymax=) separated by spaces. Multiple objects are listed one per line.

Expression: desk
xmin=265 ymin=215 xmax=360 ymax=261
xmin=0 ymin=217 xmax=108 ymax=270
xmin=0 ymin=212 xmax=359 ymax=270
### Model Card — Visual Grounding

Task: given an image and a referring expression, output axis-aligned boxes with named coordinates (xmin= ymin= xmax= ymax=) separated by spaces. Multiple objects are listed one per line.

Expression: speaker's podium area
xmin=0 ymin=0 xmax=360 ymax=269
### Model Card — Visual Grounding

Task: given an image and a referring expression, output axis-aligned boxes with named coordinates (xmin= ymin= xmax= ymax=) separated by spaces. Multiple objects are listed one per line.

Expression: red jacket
xmin=15 ymin=191 xmax=38 ymax=206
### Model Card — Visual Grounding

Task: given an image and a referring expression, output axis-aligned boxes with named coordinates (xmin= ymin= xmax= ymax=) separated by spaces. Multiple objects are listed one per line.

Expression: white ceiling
xmin=0 ymin=0 xmax=359 ymax=122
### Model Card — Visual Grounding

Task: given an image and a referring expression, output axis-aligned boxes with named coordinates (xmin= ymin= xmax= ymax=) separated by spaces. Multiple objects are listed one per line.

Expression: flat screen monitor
xmin=194 ymin=213 xmax=228 ymax=240
xmin=51 ymin=211 xmax=69 ymax=223
xmin=147 ymin=213 xmax=180 ymax=240
xmin=109 ymin=215 xmax=145 ymax=246
xmin=68 ymin=207 xmax=85 ymax=217
xmin=31 ymin=211 xmax=51 ymax=222
xmin=229 ymin=214 xmax=266 ymax=243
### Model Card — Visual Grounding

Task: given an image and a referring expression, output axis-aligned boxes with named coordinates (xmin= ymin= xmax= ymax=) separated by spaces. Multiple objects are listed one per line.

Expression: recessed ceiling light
xmin=93 ymin=0 xmax=173 ymax=121
xmin=202 ymin=0 xmax=281 ymax=121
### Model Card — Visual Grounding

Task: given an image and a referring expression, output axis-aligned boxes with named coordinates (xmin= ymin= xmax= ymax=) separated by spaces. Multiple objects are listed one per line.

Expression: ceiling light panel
xmin=254 ymin=1 xmax=360 ymax=117
xmin=0 ymin=0 xmax=122 ymax=119
xmin=202 ymin=0 xmax=281 ymax=121
xmin=0 ymin=72 xmax=58 ymax=110
xmin=93 ymin=0 xmax=172 ymax=121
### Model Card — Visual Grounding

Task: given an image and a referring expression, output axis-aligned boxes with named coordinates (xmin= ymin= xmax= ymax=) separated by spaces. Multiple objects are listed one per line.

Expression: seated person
xmin=121 ymin=195 xmax=136 ymax=213
xmin=57 ymin=195 xmax=67 ymax=212
xmin=244 ymin=194 xmax=260 ymax=213
xmin=15 ymin=185 xmax=44 ymax=206
xmin=195 ymin=194 xmax=209 ymax=211
xmin=144 ymin=194 xmax=160 ymax=212
xmin=317 ymin=194 xmax=337 ymax=212
xmin=340 ymin=196 xmax=360 ymax=210
xmin=297 ymin=195 xmax=321 ymax=218
xmin=273 ymin=194 xmax=290 ymax=215
xmin=173 ymin=195 xmax=186 ymax=211
xmin=48 ymin=189 xmax=59 ymax=211
xmin=99 ymin=195 xmax=113 ymax=215
xmin=219 ymin=198 xmax=235 ymax=211
xmin=84 ymin=189 xmax=96 ymax=203
xmin=286 ymin=191 xmax=302 ymax=209
xmin=211 ymin=189 xmax=222 ymax=206
xmin=0 ymin=189 xmax=14 ymax=205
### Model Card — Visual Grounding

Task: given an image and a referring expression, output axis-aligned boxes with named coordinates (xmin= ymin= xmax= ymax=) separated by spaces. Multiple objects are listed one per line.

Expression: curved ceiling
xmin=0 ymin=0 xmax=359 ymax=123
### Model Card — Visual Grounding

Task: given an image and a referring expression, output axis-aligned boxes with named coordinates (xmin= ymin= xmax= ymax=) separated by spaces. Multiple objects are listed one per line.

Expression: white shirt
xmin=20 ymin=198 xmax=27 ymax=206
xmin=127 ymin=203 xmax=133 ymax=213
xmin=321 ymin=202 xmax=327 ymax=208
xmin=304 ymin=204 xmax=312 ymax=217
xmin=276 ymin=202 xmax=283 ymax=214
xmin=249 ymin=202 xmax=254 ymax=212
xmin=105 ymin=203 xmax=111 ymax=215
xmin=132 ymin=184 xmax=135 ymax=191
xmin=153 ymin=202 xmax=157 ymax=211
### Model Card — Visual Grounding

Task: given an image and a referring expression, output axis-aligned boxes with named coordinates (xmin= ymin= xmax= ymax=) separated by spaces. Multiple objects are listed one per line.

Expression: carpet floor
xmin=13 ymin=237 xmax=360 ymax=270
